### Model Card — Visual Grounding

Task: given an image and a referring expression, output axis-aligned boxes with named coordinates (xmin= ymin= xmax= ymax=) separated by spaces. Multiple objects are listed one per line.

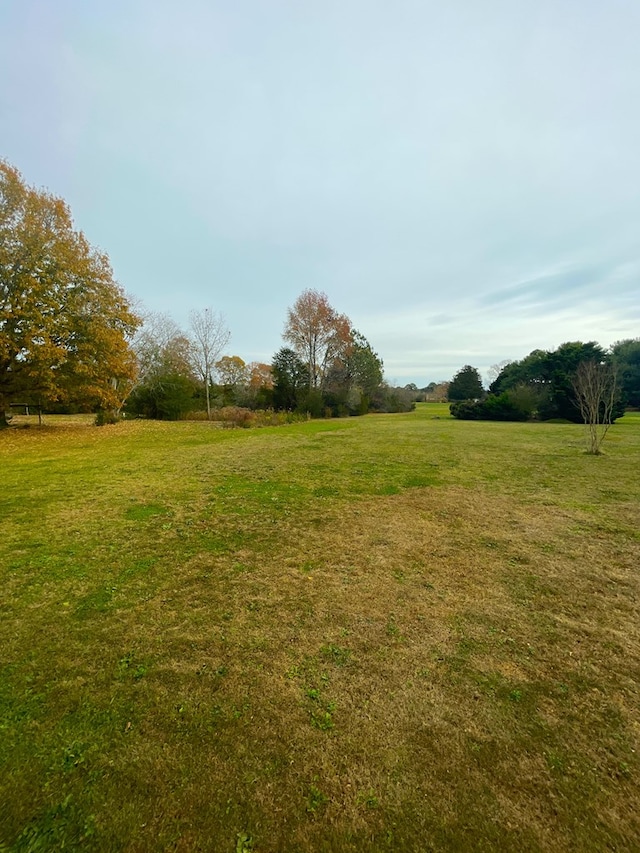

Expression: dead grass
xmin=1 ymin=407 xmax=639 ymax=851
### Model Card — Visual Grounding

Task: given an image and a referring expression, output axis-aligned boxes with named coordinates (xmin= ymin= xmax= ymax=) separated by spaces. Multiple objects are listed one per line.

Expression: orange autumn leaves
xmin=284 ymin=289 xmax=352 ymax=390
xmin=0 ymin=161 xmax=140 ymax=422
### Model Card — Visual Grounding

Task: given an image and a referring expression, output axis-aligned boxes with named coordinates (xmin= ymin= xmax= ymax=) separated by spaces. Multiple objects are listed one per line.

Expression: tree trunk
xmin=0 ymin=392 xmax=9 ymax=428
xmin=205 ymin=373 xmax=212 ymax=421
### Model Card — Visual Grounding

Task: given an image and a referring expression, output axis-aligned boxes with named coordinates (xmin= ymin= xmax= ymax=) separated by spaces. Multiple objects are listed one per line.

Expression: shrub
xmin=482 ymin=393 xmax=530 ymax=421
xmin=450 ymin=393 xmax=530 ymax=422
xmin=214 ymin=407 xmax=256 ymax=429
xmin=297 ymin=389 xmax=325 ymax=418
xmin=370 ymin=385 xmax=416 ymax=413
xmin=124 ymin=373 xmax=197 ymax=420
xmin=183 ymin=408 xmax=307 ymax=427
xmin=449 ymin=400 xmax=482 ymax=420
xmin=183 ymin=410 xmax=211 ymax=421
xmin=255 ymin=409 xmax=307 ymax=426
xmin=95 ymin=409 xmax=119 ymax=426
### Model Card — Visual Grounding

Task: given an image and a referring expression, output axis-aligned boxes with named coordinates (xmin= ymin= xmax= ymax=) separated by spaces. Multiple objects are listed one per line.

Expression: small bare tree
xmin=189 ymin=308 xmax=230 ymax=420
xmin=133 ymin=312 xmax=190 ymax=385
xmin=572 ymin=360 xmax=617 ymax=455
xmin=486 ymin=359 xmax=511 ymax=388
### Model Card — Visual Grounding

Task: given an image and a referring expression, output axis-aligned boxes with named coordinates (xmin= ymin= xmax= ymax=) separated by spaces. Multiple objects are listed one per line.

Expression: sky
xmin=1 ymin=0 xmax=639 ymax=386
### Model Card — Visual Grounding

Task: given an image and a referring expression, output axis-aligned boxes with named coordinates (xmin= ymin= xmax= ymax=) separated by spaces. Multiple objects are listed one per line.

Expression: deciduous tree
xmin=189 ymin=308 xmax=230 ymax=420
xmin=216 ymin=355 xmax=249 ymax=388
xmin=133 ymin=313 xmax=194 ymax=384
xmin=245 ymin=362 xmax=273 ymax=408
xmin=572 ymin=360 xmax=618 ymax=454
xmin=248 ymin=362 xmax=273 ymax=392
xmin=486 ymin=360 xmax=511 ymax=388
xmin=126 ymin=312 xmax=197 ymax=420
xmin=0 ymin=161 xmax=139 ymax=425
xmin=424 ymin=381 xmax=449 ymax=402
xmin=215 ymin=354 xmax=249 ymax=406
xmin=283 ymin=290 xmax=352 ymax=389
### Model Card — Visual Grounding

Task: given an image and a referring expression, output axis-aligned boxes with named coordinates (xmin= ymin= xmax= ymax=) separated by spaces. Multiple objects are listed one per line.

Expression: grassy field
xmin=1 ymin=404 xmax=639 ymax=852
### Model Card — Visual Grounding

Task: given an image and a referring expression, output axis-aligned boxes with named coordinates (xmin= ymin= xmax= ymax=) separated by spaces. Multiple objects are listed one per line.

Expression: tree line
xmin=446 ymin=342 xmax=639 ymax=452
xmin=124 ymin=289 xmax=415 ymax=421
xmin=0 ymin=161 xmax=413 ymax=426
xmin=2 ymin=159 xmax=637 ymax=430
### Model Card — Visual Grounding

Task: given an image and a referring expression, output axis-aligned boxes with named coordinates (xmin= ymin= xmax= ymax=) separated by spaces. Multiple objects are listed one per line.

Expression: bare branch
xmin=189 ymin=308 xmax=230 ymax=420
xmin=572 ymin=360 xmax=617 ymax=454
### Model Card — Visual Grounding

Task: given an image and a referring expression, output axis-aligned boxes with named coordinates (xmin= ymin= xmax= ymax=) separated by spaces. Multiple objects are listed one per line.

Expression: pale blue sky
xmin=1 ymin=0 xmax=638 ymax=384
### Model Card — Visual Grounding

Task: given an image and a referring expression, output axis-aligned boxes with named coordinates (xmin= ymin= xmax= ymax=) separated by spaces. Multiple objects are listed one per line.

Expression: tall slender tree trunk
xmin=0 ymin=393 xmax=9 ymax=428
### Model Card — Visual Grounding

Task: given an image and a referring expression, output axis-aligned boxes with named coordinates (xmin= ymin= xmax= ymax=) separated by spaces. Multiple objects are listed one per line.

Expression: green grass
xmin=1 ymin=405 xmax=639 ymax=851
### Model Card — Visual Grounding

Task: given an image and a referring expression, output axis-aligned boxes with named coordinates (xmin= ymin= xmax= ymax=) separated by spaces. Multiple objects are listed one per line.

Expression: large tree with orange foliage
xmin=283 ymin=289 xmax=352 ymax=390
xmin=0 ymin=161 xmax=140 ymax=425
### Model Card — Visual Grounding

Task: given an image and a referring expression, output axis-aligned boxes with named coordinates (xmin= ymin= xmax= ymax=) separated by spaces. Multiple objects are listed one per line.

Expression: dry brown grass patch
xmin=75 ymin=484 xmax=638 ymax=850
xmin=3 ymin=413 xmax=639 ymax=851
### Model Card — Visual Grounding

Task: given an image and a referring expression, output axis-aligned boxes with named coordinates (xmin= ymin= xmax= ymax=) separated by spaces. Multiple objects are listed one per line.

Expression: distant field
xmin=2 ymin=404 xmax=639 ymax=852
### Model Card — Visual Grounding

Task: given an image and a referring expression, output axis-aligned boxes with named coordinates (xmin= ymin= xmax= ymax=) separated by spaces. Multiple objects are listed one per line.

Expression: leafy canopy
xmin=490 ymin=341 xmax=625 ymax=422
xmin=283 ymin=289 xmax=352 ymax=389
xmin=0 ymin=161 xmax=139 ymax=422
xmin=611 ymin=338 xmax=640 ymax=408
xmin=125 ymin=312 xmax=197 ymax=420
xmin=448 ymin=365 xmax=484 ymax=401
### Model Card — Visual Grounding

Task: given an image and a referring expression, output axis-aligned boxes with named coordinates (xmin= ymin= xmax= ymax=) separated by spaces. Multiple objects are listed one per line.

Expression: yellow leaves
xmin=0 ymin=160 xmax=141 ymax=414
xmin=216 ymin=355 xmax=249 ymax=387
xmin=248 ymin=362 xmax=274 ymax=390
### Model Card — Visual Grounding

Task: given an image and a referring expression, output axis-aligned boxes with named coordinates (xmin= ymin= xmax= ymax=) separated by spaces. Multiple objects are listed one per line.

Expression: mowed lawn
xmin=1 ymin=405 xmax=639 ymax=852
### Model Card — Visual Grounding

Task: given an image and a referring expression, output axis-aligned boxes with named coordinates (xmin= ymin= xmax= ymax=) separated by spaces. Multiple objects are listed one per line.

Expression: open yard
xmin=1 ymin=404 xmax=639 ymax=852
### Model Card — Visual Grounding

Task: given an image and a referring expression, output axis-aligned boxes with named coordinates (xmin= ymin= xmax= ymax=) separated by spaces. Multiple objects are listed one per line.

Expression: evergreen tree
xmin=448 ymin=365 xmax=484 ymax=401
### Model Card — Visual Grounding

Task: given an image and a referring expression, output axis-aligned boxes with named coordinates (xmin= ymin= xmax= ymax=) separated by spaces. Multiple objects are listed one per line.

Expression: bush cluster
xmin=184 ymin=408 xmax=308 ymax=428
xmin=95 ymin=409 xmax=120 ymax=426
xmin=450 ymin=392 xmax=530 ymax=421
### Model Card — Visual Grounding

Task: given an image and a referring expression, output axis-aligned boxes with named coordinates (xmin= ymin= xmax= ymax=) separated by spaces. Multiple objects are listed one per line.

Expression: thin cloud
xmin=478 ymin=262 xmax=611 ymax=310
